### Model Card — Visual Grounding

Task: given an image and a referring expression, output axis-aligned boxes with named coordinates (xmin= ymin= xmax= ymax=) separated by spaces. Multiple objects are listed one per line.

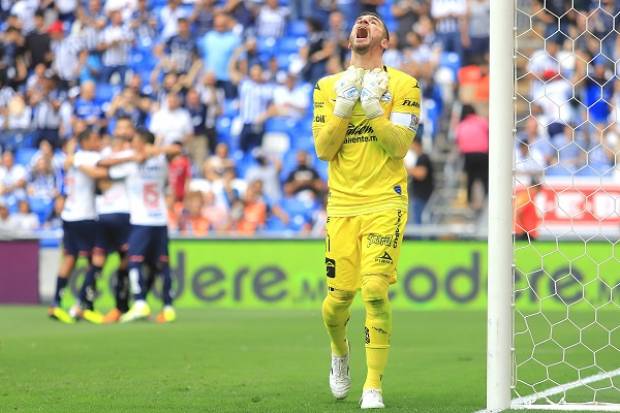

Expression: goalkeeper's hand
xmin=333 ymin=65 xmax=364 ymax=119
xmin=361 ymin=68 xmax=389 ymax=119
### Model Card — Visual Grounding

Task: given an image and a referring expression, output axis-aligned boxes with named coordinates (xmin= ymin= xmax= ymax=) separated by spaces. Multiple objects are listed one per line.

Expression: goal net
xmin=510 ymin=0 xmax=620 ymax=411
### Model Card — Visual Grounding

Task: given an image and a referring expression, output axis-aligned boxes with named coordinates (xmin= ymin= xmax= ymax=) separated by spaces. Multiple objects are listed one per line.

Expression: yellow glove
xmin=360 ymin=68 xmax=389 ymax=119
xmin=333 ymin=65 xmax=365 ymax=119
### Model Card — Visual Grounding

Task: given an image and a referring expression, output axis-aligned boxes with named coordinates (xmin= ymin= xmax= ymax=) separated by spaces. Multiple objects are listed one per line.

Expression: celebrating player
xmin=312 ymin=12 xmax=421 ymax=409
xmin=49 ymin=128 xmax=102 ymax=323
xmin=105 ymin=129 xmax=181 ymax=323
xmin=92 ymin=116 xmax=135 ymax=323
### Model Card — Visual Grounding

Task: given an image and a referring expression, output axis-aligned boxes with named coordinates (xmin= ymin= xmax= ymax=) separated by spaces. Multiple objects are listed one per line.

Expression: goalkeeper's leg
xmin=361 ymin=275 xmax=391 ymax=391
xmin=322 ymin=288 xmax=355 ymax=356
xmin=322 ymin=288 xmax=355 ymax=399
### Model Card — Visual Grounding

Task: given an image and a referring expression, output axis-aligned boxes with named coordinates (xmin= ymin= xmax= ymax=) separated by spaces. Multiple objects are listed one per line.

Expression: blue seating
xmin=15 ymin=147 xmax=37 ymax=166
xmin=29 ymin=197 xmax=53 ymax=225
xmin=440 ymin=52 xmax=461 ymax=79
xmin=265 ymin=117 xmax=296 ymax=134
xmin=286 ymin=20 xmax=307 ymax=37
xmin=278 ymin=36 xmax=303 ymax=54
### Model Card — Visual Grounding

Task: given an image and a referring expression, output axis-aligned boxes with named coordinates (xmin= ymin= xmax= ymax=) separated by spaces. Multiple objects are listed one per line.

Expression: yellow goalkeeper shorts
xmin=324 ymin=208 xmax=407 ymax=292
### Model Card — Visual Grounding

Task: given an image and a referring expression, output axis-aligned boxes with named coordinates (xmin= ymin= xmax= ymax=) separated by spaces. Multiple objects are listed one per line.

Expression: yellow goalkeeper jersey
xmin=312 ymin=66 xmax=422 ymax=217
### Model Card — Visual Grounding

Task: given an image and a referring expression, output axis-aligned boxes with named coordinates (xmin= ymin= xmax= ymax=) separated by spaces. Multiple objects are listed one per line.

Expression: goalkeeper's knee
xmin=361 ymin=275 xmax=391 ymax=348
xmin=322 ymin=289 xmax=355 ymax=326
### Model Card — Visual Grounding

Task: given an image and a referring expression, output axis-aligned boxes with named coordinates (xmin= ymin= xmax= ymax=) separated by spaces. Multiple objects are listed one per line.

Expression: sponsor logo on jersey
xmin=394 ymin=185 xmax=402 ymax=195
xmin=367 ymin=233 xmax=394 ymax=249
xmin=345 ymin=124 xmax=374 ymax=136
xmin=393 ymin=210 xmax=402 ymax=248
xmin=314 ymin=115 xmax=325 ymax=123
xmin=365 ymin=326 xmax=370 ymax=344
xmin=401 ymin=98 xmax=419 ymax=108
xmin=375 ymin=251 xmax=393 ymax=264
xmin=314 ymin=101 xmax=324 ymax=109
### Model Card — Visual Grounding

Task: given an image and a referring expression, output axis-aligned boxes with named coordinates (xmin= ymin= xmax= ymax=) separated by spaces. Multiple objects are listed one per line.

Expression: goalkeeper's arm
xmin=312 ymin=67 xmax=364 ymax=161
xmin=361 ymin=69 xmax=421 ymax=160
xmin=368 ymin=117 xmax=415 ymax=159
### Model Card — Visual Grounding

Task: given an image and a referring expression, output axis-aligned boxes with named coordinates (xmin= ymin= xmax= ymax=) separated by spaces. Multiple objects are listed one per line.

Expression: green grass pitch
xmin=0 ymin=307 xmax=612 ymax=413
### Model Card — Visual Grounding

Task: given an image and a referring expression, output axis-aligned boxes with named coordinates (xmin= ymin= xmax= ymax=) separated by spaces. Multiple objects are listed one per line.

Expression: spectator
xmin=30 ymin=74 xmax=67 ymax=148
xmin=514 ymin=139 xmax=545 ymax=186
xmin=178 ymin=190 xmax=209 ymax=236
xmin=169 ymin=150 xmax=192 ymax=203
xmin=516 ymin=117 xmax=553 ymax=166
xmin=43 ymin=195 xmax=64 ymax=230
xmin=405 ymin=136 xmax=434 ymax=225
xmin=0 ymin=94 xmax=31 ymax=130
xmin=245 ymin=150 xmax=282 ymax=202
xmin=106 ymin=86 xmax=148 ymax=126
xmin=199 ymin=12 xmax=241 ymax=98
xmin=10 ymin=0 xmax=37 ymax=33
xmin=300 ymin=17 xmax=332 ymax=85
xmin=219 ymin=0 xmax=254 ymax=29
xmin=130 ymin=0 xmax=158 ymax=47
xmin=149 ymin=92 xmax=193 ymax=145
xmin=383 ymin=32 xmax=404 ymax=69
xmin=185 ymin=88 xmax=209 ymax=168
xmin=256 ymin=0 xmax=289 ymax=39
xmin=190 ymin=0 xmax=216 ymax=36
xmin=27 ymin=156 xmax=59 ymax=202
xmin=582 ymin=57 xmax=614 ymax=126
xmin=391 ymin=0 xmax=426 ymax=48
xmin=461 ymin=0 xmax=489 ymax=65
xmin=72 ymin=80 xmax=105 ymax=129
xmin=8 ymin=198 xmax=39 ymax=232
xmin=161 ymin=17 xmax=198 ymax=75
xmin=30 ymin=139 xmax=65 ymax=172
xmin=202 ymin=190 xmax=230 ymax=232
xmin=99 ymin=9 xmax=133 ymax=84
xmin=203 ymin=142 xmax=236 ymax=183
xmin=327 ymin=10 xmax=349 ymax=65
xmin=159 ymin=0 xmax=190 ymax=41
xmin=455 ymin=104 xmax=489 ymax=208
xmin=1 ymin=26 xmax=28 ymax=89
xmin=230 ymin=63 xmax=273 ymax=153
xmin=237 ymin=179 xmax=288 ymax=235
xmin=267 ymin=72 xmax=310 ymax=120
xmin=25 ymin=10 xmax=52 ymax=70
xmin=229 ymin=37 xmax=262 ymax=79
xmin=430 ymin=0 xmax=466 ymax=58
xmin=78 ymin=48 xmax=103 ymax=83
xmin=0 ymin=150 xmax=27 ymax=205
xmin=49 ymin=21 xmax=82 ymax=89
xmin=283 ymin=150 xmax=324 ymax=202
xmin=196 ymin=71 xmax=224 ymax=155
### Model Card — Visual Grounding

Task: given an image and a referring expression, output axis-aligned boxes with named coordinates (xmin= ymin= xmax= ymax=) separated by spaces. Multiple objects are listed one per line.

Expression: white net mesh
xmin=513 ymin=0 xmax=620 ymax=409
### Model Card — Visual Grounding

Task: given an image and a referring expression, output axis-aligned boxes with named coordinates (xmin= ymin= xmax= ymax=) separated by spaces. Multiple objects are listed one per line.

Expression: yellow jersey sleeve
xmin=312 ymin=67 xmax=422 ymax=217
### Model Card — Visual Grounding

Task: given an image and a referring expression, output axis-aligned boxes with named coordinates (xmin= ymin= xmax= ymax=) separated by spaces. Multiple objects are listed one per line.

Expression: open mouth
xmin=356 ymin=26 xmax=369 ymax=39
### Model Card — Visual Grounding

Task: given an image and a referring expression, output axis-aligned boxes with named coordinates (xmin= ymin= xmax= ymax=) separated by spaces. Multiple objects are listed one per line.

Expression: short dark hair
xmin=356 ymin=11 xmax=390 ymax=42
xmin=136 ymin=128 xmax=155 ymax=144
xmin=77 ymin=128 xmax=93 ymax=143
xmin=461 ymin=104 xmax=477 ymax=121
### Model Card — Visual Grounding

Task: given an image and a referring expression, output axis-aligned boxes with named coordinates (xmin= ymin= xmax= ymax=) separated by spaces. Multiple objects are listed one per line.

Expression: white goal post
xmin=485 ymin=0 xmax=620 ymax=412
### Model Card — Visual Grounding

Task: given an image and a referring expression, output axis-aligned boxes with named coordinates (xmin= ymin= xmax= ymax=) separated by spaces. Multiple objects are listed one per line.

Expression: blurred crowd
xmin=6 ymin=0 xmax=614 ymax=236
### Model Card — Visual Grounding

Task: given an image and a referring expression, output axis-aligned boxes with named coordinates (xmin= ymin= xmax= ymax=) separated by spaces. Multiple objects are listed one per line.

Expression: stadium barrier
xmin=0 ymin=238 xmax=39 ymax=304
xmin=35 ymin=240 xmax=619 ymax=310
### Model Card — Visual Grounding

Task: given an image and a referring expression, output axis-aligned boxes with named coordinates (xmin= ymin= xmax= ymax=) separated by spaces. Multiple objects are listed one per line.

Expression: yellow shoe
xmin=155 ymin=306 xmax=176 ymax=324
xmin=119 ymin=301 xmax=151 ymax=323
xmin=82 ymin=309 xmax=104 ymax=324
xmin=48 ymin=307 xmax=75 ymax=324
xmin=102 ymin=308 xmax=123 ymax=324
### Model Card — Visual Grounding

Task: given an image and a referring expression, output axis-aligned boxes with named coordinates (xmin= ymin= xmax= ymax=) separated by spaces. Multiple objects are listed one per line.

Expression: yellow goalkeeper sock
xmin=362 ymin=275 xmax=392 ymax=390
xmin=321 ymin=289 xmax=355 ymax=356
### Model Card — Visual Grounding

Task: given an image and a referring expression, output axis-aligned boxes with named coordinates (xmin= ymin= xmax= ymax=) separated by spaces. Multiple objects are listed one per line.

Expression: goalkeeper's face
xmin=349 ymin=14 xmax=389 ymax=55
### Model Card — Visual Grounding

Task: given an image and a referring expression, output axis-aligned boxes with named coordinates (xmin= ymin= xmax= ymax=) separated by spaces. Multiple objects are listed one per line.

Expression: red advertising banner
xmin=516 ymin=178 xmax=620 ymax=237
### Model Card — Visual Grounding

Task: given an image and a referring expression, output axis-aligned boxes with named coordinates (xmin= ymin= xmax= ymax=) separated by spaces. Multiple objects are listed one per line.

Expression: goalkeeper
xmin=312 ymin=11 xmax=421 ymax=410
